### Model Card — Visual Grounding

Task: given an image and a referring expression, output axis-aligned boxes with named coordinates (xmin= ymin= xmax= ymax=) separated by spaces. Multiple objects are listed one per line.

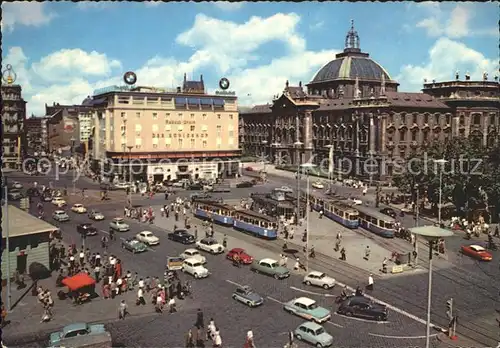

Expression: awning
xmin=62 ymin=273 xmax=96 ymax=291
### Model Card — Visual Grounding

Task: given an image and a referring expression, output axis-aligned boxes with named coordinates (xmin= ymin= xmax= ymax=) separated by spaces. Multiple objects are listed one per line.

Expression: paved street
xmin=3 ymin=170 xmax=499 ymax=347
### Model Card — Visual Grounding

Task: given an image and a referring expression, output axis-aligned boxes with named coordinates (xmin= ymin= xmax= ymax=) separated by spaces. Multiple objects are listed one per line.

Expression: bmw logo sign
xmin=219 ymin=77 xmax=230 ymax=90
xmin=123 ymin=71 xmax=137 ymax=85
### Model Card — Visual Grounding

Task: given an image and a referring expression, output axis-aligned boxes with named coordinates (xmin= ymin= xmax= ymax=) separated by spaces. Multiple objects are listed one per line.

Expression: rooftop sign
xmin=93 ymin=85 xmax=132 ymax=96
xmin=215 ymin=90 xmax=236 ymax=96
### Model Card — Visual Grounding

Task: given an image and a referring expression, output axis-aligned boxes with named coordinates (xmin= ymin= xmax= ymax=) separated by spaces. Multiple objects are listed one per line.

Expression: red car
xmin=226 ymin=248 xmax=253 ymax=264
xmin=245 ymin=166 xmax=254 ymax=171
xmin=461 ymin=244 xmax=492 ymax=261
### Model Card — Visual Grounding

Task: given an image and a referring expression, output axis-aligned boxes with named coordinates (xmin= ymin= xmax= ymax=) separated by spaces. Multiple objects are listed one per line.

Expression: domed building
xmin=240 ymin=21 xmax=499 ymax=183
xmin=306 ymin=20 xmax=399 ymax=99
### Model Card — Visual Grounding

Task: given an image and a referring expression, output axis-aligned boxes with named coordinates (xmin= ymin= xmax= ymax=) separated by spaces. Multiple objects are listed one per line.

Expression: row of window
xmin=119 ymin=124 xmax=234 ymax=132
xmin=116 ymin=137 xmax=235 ymax=150
xmin=119 ymin=112 xmax=234 ymax=120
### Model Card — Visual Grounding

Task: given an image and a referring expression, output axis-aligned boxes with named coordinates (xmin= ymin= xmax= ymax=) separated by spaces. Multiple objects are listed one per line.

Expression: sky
xmin=2 ymin=1 xmax=498 ymax=116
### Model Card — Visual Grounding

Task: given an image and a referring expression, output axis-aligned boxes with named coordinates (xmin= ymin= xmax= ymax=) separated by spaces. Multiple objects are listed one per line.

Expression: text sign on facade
xmin=215 ymin=90 xmax=236 ymax=96
xmin=165 ymin=120 xmax=196 ymax=125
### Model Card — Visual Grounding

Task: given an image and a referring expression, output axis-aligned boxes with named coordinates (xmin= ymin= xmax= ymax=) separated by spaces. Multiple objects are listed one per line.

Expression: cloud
xmin=396 ymin=37 xmax=498 ymax=91
xmin=1 ymin=2 xmax=56 ymax=32
xmin=77 ymin=2 xmax=114 ymax=10
xmin=3 ymin=47 xmax=32 ymax=93
xmin=415 ymin=3 xmax=496 ymax=38
xmin=9 ymin=13 xmax=339 ymax=115
xmin=213 ymin=2 xmax=245 ymax=11
xmin=144 ymin=1 xmax=162 ymax=7
xmin=32 ymin=49 xmax=122 ymax=82
xmin=310 ymin=21 xmax=325 ymax=31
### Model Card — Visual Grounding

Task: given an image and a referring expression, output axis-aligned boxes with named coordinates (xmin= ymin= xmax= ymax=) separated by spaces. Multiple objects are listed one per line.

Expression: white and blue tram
xmin=192 ymin=199 xmax=234 ymax=226
xmin=233 ymin=209 xmax=278 ymax=240
xmin=323 ymin=200 xmax=360 ymax=229
xmin=355 ymin=205 xmax=396 ymax=238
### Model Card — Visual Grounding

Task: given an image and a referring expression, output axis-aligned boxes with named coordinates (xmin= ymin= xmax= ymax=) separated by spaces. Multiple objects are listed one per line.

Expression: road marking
xmin=290 ymin=286 xmax=335 ymax=297
xmin=267 ymin=296 xmax=283 ymax=305
xmin=326 ymin=321 xmax=344 ymax=328
xmin=225 ymin=279 xmax=245 ymax=287
xmin=99 ymin=230 xmax=109 ymax=235
xmin=333 ymin=312 xmax=388 ymax=324
xmin=368 ymin=333 xmax=438 ymax=339
xmin=333 ymin=280 xmax=440 ymax=329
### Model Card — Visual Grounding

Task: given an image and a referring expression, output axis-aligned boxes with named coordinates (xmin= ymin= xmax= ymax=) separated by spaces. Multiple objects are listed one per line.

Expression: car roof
xmin=184 ymin=248 xmax=198 ymax=253
xmin=298 ymin=321 xmax=322 ymax=330
xmin=184 ymin=257 xmax=203 ymax=264
xmin=201 ymin=237 xmax=217 ymax=242
xmin=469 ymin=245 xmax=485 ymax=251
xmin=140 ymin=231 xmax=153 ymax=234
xmin=307 ymin=271 xmax=324 ymax=277
xmin=54 ymin=210 xmax=65 ymax=213
xmin=260 ymin=258 xmax=278 ymax=264
xmin=175 ymin=229 xmax=188 ymax=233
xmin=73 ymin=203 xmax=82 ymax=206
xmin=63 ymin=322 xmax=88 ymax=334
xmin=230 ymin=248 xmax=244 ymax=252
xmin=348 ymin=296 xmax=370 ymax=304
xmin=113 ymin=217 xmax=124 ymax=221
xmin=294 ymin=297 xmax=316 ymax=306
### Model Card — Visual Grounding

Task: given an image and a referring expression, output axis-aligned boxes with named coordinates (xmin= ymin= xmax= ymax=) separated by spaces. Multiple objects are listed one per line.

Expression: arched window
xmin=472 ymin=113 xmax=481 ymax=125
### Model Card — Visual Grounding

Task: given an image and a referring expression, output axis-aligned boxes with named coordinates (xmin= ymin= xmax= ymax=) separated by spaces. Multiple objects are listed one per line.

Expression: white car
xmin=109 ymin=217 xmax=130 ymax=232
xmin=180 ymin=248 xmax=207 ymax=264
xmin=52 ymin=210 xmax=70 ymax=222
xmin=52 ymin=197 xmax=67 ymax=207
xmin=196 ymin=237 xmax=225 ymax=254
xmin=114 ymin=182 xmax=129 ymax=189
xmin=278 ymin=186 xmax=293 ymax=193
xmin=135 ymin=231 xmax=160 ymax=246
xmin=349 ymin=197 xmax=363 ymax=205
xmin=71 ymin=204 xmax=87 ymax=214
xmin=182 ymin=258 xmax=209 ymax=279
xmin=12 ymin=182 xmax=23 ymax=189
xmin=88 ymin=210 xmax=105 ymax=221
xmin=303 ymin=271 xmax=336 ymax=289
xmin=312 ymin=181 xmax=325 ymax=189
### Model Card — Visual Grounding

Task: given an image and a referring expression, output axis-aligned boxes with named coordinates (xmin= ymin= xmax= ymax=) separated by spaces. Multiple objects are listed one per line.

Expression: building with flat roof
xmin=1 ymin=83 xmax=27 ymax=169
xmin=1 ymin=205 xmax=58 ymax=281
xmin=88 ymin=74 xmax=241 ymax=182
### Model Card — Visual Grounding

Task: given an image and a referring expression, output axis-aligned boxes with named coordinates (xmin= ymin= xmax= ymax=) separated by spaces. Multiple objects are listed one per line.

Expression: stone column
xmin=304 ymin=110 xmax=313 ymax=163
xmin=92 ymin=111 xmax=100 ymax=159
xmin=295 ymin=113 xmax=300 ymax=164
xmin=482 ymin=114 xmax=488 ymax=146
xmin=369 ymin=112 xmax=376 ymax=154
xmin=380 ymin=113 xmax=387 ymax=154
xmin=452 ymin=115 xmax=459 ymax=137
xmin=105 ymin=109 xmax=111 ymax=151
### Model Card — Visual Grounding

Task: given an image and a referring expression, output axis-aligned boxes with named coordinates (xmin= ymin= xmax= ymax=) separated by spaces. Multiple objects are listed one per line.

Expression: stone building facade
xmin=240 ymin=22 xmax=499 ymax=182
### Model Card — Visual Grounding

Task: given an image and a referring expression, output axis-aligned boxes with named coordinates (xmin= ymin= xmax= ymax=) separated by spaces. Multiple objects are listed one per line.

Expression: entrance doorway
xmin=153 ymin=174 xmax=164 ymax=184
xmin=17 ymin=254 xmax=27 ymax=274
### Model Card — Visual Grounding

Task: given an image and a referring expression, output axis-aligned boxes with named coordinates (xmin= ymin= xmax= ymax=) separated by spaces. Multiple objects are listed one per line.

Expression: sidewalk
xmin=435 ymin=332 xmax=494 ymax=348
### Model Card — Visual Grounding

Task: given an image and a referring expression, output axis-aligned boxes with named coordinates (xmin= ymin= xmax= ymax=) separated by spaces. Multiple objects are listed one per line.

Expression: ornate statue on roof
xmin=455 ymin=70 xmax=459 ymax=80
xmin=345 ymin=19 xmax=360 ymax=50
xmin=465 ymin=71 xmax=471 ymax=81
xmin=483 ymin=71 xmax=488 ymax=81
xmin=380 ymin=73 xmax=386 ymax=95
xmin=354 ymin=76 xmax=361 ymax=99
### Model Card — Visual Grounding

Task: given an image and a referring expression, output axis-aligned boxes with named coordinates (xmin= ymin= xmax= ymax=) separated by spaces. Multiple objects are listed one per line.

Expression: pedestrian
xmin=168 ymin=297 xmax=176 ymax=313
xmin=195 ymin=308 xmax=204 ymax=329
xmin=118 ymin=300 xmax=128 ymax=319
xmin=145 ymin=276 xmax=151 ymax=292
xmin=366 ymin=274 xmax=374 ymax=291
xmin=94 ymin=265 xmax=101 ymax=282
xmin=207 ymin=319 xmax=216 ymax=340
xmin=222 ymin=234 xmax=227 ymax=248
xmin=138 ymin=278 xmax=144 ymax=289
xmin=364 ymin=246 xmax=371 ymax=260
xmin=186 ymin=329 xmax=195 ymax=348
xmin=494 ymin=226 xmax=499 ymax=237
xmin=156 ymin=293 xmax=164 ymax=313
xmin=213 ymin=328 xmax=222 ymax=347
xmin=69 ymin=254 xmax=75 ymax=269
xmin=194 ymin=226 xmax=198 ymax=241
xmin=340 ymin=247 xmax=346 ymax=261
xmin=137 ymin=287 xmax=145 ymax=305
xmin=95 ymin=252 xmax=101 ymax=266
xmin=382 ymin=258 xmax=388 ymax=273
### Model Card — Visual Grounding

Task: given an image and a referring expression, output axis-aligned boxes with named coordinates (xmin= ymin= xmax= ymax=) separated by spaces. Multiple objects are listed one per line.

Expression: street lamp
xmin=271 ymin=142 xmax=281 ymax=166
xmin=127 ymin=145 xmax=134 ymax=207
xmin=70 ymin=136 xmax=76 ymax=195
xmin=409 ymin=226 xmax=454 ymax=348
xmin=301 ymin=162 xmax=316 ymax=271
xmin=261 ymin=140 xmax=268 ymax=173
xmin=324 ymin=144 xmax=333 ymax=192
xmin=294 ymin=141 xmax=303 ymax=224
xmin=434 ymin=159 xmax=448 ymax=226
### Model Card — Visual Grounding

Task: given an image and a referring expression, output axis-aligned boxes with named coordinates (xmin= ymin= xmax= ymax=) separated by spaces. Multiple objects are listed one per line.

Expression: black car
xmin=187 ymin=183 xmax=203 ymax=191
xmin=77 ymin=223 xmax=98 ymax=236
xmin=379 ymin=208 xmax=397 ymax=218
xmin=236 ymin=181 xmax=254 ymax=188
xmin=167 ymin=229 xmax=195 ymax=244
xmin=337 ymin=296 xmax=387 ymax=321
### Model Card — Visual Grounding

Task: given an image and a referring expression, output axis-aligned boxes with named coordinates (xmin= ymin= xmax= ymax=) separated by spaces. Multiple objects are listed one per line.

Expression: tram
xmin=233 ymin=209 xmax=278 ymax=239
xmin=323 ymin=200 xmax=360 ymax=229
xmin=355 ymin=205 xmax=396 ymax=238
xmin=192 ymin=199 xmax=234 ymax=226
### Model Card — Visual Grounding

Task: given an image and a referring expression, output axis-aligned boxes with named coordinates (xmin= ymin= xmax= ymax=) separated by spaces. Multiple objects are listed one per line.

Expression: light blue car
xmin=283 ymin=297 xmax=331 ymax=324
xmin=294 ymin=322 xmax=333 ymax=347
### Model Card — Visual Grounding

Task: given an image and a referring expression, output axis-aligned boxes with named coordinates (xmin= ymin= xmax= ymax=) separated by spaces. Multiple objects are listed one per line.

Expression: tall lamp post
xmin=3 ymin=176 xmax=12 ymax=311
xmin=70 ymin=136 xmax=76 ymax=195
xmin=294 ymin=141 xmax=303 ymax=224
xmin=261 ymin=140 xmax=268 ymax=174
xmin=127 ymin=145 xmax=133 ymax=207
xmin=410 ymin=226 xmax=453 ymax=348
xmin=301 ymin=162 xmax=316 ymax=271
xmin=434 ymin=159 xmax=448 ymax=226
xmin=324 ymin=144 xmax=333 ymax=193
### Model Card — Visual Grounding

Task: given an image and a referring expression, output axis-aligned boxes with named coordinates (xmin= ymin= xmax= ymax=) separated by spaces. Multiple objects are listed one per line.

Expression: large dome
xmin=310 ymin=55 xmax=392 ymax=83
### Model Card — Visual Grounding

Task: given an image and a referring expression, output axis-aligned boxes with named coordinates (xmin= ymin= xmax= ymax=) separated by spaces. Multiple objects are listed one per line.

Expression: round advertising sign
xmin=64 ymin=120 xmax=76 ymax=133
xmin=219 ymin=78 xmax=230 ymax=90
xmin=123 ymin=71 xmax=137 ymax=85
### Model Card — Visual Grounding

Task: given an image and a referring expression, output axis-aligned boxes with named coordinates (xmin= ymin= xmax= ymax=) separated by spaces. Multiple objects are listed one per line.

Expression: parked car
xmin=284 ymin=297 xmax=331 ymax=324
xmin=461 ymin=244 xmax=493 ymax=261
xmin=7 ymin=190 xmax=23 ymax=201
xmin=226 ymin=248 xmax=253 ymax=264
xmin=303 ymin=271 xmax=336 ymax=289
xmin=236 ymin=181 xmax=254 ymax=188
xmin=77 ymin=223 xmax=98 ymax=236
xmin=121 ymin=238 xmax=148 ymax=253
xmin=188 ymin=183 xmax=204 ymax=191
xmin=196 ymin=237 xmax=225 ymax=254
xmin=71 ymin=204 xmax=87 ymax=214
xmin=88 ymin=210 xmax=105 ymax=221
xmin=250 ymin=258 xmax=290 ymax=279
xmin=311 ymin=181 xmax=325 ymax=189
xmin=168 ymin=229 xmax=195 ymax=244
xmin=182 ymin=258 xmax=209 ymax=278
xmin=348 ymin=197 xmax=363 ymax=205
xmin=109 ymin=218 xmax=130 ymax=232
xmin=277 ymin=186 xmax=293 ymax=193
xmin=41 ymin=194 xmax=53 ymax=202
xmin=49 ymin=322 xmax=111 ymax=347
xmin=53 ymin=210 xmax=70 ymax=222
xmin=294 ymin=322 xmax=333 ymax=348
xmin=52 ymin=197 xmax=67 ymax=207
xmin=380 ymin=207 xmax=397 ymax=218
xmin=180 ymin=248 xmax=206 ymax=264
xmin=337 ymin=296 xmax=388 ymax=321
xmin=135 ymin=231 xmax=160 ymax=246
xmin=232 ymin=286 xmax=264 ymax=307
xmin=114 ymin=182 xmax=129 ymax=190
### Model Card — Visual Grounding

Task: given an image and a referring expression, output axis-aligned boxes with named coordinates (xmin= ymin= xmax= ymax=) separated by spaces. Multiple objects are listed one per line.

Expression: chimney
xmin=299 ymin=81 xmax=302 ymax=88
xmin=200 ymin=74 xmax=203 ymax=82
xmin=183 ymin=73 xmax=187 ymax=82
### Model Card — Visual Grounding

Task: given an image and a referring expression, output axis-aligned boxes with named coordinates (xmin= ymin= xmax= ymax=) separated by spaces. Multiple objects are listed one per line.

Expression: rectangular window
xmin=178 ymin=113 xmax=183 ymax=119
xmin=153 ymin=113 xmax=158 ymax=120
xmin=216 ymin=125 xmax=222 ymax=136
xmin=178 ymin=138 xmax=183 ymax=148
xmin=190 ymin=125 xmax=195 ymax=132
xmin=165 ymin=113 xmax=170 ymax=119
xmin=135 ymin=124 xmax=142 ymax=131
xmin=229 ymin=114 xmax=233 ymax=120
xmin=202 ymin=114 xmax=207 ymax=120
xmin=152 ymin=124 xmax=159 ymax=132
xmin=165 ymin=138 xmax=172 ymax=145
xmin=217 ymin=114 xmax=221 ymax=119
xmin=153 ymin=144 xmax=158 ymax=149
xmin=136 ymin=112 xmax=140 ymax=118
xmin=201 ymin=125 xmax=208 ymax=132
xmin=178 ymin=125 xmax=184 ymax=132
xmin=121 ymin=112 xmax=126 ymax=118
xmin=229 ymin=131 xmax=234 ymax=137
xmin=228 ymin=137 xmax=234 ymax=145
xmin=190 ymin=113 xmax=195 ymax=119
xmin=152 ymin=138 xmax=159 ymax=145
xmin=190 ymin=138 xmax=195 ymax=149
xmin=165 ymin=125 xmax=171 ymax=131
xmin=216 ymin=138 xmax=222 ymax=145
xmin=135 ymin=138 xmax=142 ymax=146
xmin=120 ymin=125 xmax=126 ymax=132
xmin=202 ymin=140 xmax=207 ymax=148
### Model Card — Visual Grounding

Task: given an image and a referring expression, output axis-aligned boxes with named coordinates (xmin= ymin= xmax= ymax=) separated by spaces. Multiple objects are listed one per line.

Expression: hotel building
xmin=1 ymin=83 xmax=27 ymax=168
xmin=88 ymin=74 xmax=241 ymax=182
